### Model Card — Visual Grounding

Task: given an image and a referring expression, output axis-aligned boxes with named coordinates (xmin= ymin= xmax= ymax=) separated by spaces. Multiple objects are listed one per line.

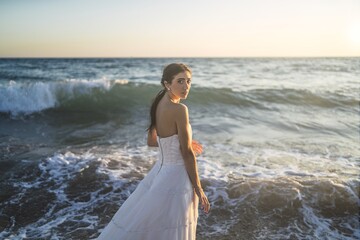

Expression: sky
xmin=0 ymin=0 xmax=359 ymax=57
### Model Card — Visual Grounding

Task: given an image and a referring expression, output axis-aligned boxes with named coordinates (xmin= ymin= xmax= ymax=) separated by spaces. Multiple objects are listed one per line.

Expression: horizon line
xmin=0 ymin=56 xmax=359 ymax=59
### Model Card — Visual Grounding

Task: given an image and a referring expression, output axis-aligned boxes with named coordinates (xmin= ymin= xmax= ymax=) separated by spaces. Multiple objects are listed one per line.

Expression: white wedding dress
xmin=97 ymin=125 xmax=199 ymax=240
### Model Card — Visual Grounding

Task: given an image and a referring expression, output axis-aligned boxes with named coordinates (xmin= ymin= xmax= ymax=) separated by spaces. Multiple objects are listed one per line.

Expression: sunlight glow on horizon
xmin=347 ymin=22 xmax=360 ymax=49
xmin=0 ymin=0 xmax=359 ymax=57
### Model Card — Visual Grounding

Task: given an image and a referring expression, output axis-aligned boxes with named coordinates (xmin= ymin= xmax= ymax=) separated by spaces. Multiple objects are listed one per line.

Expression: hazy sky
xmin=0 ymin=0 xmax=359 ymax=57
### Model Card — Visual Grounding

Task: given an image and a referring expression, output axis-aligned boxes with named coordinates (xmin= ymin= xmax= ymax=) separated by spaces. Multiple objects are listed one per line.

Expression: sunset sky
xmin=0 ymin=0 xmax=359 ymax=57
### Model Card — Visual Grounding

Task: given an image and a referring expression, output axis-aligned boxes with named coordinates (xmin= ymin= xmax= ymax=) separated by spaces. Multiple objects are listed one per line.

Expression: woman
xmin=97 ymin=63 xmax=210 ymax=240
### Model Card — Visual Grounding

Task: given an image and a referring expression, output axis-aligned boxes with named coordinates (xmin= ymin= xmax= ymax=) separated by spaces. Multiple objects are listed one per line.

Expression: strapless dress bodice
xmin=156 ymin=124 xmax=192 ymax=166
xmin=156 ymin=135 xmax=184 ymax=165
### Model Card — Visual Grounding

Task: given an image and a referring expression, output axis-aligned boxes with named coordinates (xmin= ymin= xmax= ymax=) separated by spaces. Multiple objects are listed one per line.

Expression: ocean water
xmin=0 ymin=58 xmax=359 ymax=240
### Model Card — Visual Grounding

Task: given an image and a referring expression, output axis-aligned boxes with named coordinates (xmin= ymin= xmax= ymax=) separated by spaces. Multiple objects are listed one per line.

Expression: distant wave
xmin=0 ymin=79 xmax=358 ymax=116
xmin=0 ymin=79 xmax=127 ymax=116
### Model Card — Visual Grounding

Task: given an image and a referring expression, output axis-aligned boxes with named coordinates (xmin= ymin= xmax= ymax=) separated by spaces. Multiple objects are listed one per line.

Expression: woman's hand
xmin=192 ymin=140 xmax=203 ymax=156
xmin=194 ymin=186 xmax=210 ymax=214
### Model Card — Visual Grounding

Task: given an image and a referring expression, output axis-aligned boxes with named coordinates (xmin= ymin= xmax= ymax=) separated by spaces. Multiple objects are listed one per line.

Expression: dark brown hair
xmin=147 ymin=63 xmax=192 ymax=132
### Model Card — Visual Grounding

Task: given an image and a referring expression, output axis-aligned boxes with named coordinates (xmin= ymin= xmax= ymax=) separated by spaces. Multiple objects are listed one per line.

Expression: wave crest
xmin=0 ymin=79 xmax=357 ymax=117
xmin=0 ymin=79 xmax=127 ymax=116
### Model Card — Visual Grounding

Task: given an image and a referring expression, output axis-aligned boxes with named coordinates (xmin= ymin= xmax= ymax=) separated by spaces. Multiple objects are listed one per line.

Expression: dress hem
xmin=110 ymin=218 xmax=198 ymax=233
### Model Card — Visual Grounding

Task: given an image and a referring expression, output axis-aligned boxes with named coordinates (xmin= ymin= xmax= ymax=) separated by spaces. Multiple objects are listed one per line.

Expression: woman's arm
xmin=147 ymin=128 xmax=159 ymax=147
xmin=176 ymin=104 xmax=210 ymax=213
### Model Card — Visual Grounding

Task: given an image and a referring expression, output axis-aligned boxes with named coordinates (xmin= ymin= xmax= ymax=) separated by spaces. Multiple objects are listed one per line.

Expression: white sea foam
xmin=1 ymin=57 xmax=359 ymax=239
xmin=1 ymin=142 xmax=359 ymax=239
xmin=0 ymin=79 xmax=128 ymax=116
xmin=194 ymin=141 xmax=360 ymax=238
xmin=203 ymin=142 xmax=360 ymax=180
xmin=0 ymin=145 xmax=153 ymax=239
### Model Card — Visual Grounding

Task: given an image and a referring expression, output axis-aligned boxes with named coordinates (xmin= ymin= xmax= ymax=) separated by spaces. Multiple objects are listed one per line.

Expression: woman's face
xmin=167 ymin=71 xmax=192 ymax=100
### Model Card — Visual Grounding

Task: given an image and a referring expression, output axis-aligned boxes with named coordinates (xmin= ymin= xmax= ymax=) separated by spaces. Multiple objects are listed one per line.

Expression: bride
xmin=97 ymin=63 xmax=210 ymax=240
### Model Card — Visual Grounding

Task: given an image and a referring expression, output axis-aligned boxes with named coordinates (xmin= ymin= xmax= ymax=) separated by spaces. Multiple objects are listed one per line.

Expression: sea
xmin=0 ymin=58 xmax=359 ymax=240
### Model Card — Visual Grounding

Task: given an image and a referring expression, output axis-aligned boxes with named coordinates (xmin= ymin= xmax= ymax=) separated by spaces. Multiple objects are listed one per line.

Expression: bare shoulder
xmin=173 ymin=103 xmax=189 ymax=130
xmin=175 ymin=103 xmax=192 ymax=152
xmin=173 ymin=103 xmax=188 ymax=119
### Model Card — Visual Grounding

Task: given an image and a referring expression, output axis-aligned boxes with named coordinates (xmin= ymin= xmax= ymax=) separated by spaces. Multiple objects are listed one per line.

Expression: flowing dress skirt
xmin=97 ymin=151 xmax=199 ymax=240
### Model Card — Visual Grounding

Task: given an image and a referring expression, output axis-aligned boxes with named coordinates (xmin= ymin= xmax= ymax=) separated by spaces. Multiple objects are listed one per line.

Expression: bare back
xmin=155 ymin=95 xmax=179 ymax=138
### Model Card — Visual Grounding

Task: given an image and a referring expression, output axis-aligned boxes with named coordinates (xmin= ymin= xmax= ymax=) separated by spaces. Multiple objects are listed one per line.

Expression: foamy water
xmin=0 ymin=79 xmax=128 ymax=116
xmin=0 ymin=58 xmax=359 ymax=239
xmin=1 ymin=145 xmax=358 ymax=239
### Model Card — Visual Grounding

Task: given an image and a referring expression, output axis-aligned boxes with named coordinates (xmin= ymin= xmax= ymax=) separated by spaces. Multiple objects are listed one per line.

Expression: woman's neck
xmin=167 ymin=92 xmax=180 ymax=103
